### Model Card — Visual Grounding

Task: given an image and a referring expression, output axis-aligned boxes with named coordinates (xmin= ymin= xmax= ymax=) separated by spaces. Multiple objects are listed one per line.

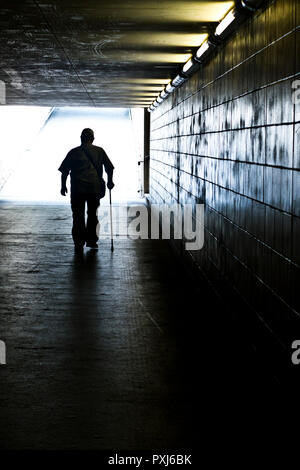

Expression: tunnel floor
xmin=0 ymin=201 xmax=276 ymax=451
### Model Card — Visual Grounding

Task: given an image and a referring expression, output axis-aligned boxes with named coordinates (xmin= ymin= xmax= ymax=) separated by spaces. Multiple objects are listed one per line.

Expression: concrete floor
xmin=0 ymin=201 xmax=276 ymax=450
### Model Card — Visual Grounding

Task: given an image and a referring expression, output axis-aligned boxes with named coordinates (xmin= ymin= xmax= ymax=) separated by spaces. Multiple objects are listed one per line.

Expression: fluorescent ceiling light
xmin=171 ymin=74 xmax=186 ymax=87
xmin=121 ymin=32 xmax=208 ymax=48
xmin=122 ymin=92 xmax=160 ymax=96
xmin=160 ymin=90 xmax=169 ymax=99
xmin=182 ymin=59 xmax=194 ymax=74
xmin=115 ymin=85 xmax=165 ymax=92
xmin=165 ymin=83 xmax=175 ymax=93
xmin=195 ymin=40 xmax=210 ymax=60
xmin=109 ymin=51 xmax=192 ymax=63
xmin=95 ymin=1 xmax=234 ymax=23
xmin=122 ymin=79 xmax=171 ymax=85
xmin=215 ymin=9 xmax=236 ymax=36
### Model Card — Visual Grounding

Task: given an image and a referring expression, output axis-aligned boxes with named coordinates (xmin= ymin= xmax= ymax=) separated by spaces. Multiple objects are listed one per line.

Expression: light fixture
xmin=165 ymin=83 xmax=175 ymax=93
xmin=182 ymin=58 xmax=201 ymax=76
xmin=171 ymin=74 xmax=187 ymax=87
xmin=241 ymin=0 xmax=263 ymax=11
xmin=148 ymin=0 xmax=265 ymax=112
xmin=182 ymin=59 xmax=194 ymax=74
xmin=195 ymin=40 xmax=210 ymax=60
xmin=160 ymin=90 xmax=169 ymax=99
xmin=215 ymin=8 xmax=236 ymax=36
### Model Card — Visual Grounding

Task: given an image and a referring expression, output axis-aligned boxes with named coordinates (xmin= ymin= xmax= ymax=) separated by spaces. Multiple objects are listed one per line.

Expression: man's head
xmin=81 ymin=128 xmax=94 ymax=144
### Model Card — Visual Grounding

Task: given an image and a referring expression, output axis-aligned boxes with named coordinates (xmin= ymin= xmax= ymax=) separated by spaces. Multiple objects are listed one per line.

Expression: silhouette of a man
xmin=58 ymin=128 xmax=114 ymax=251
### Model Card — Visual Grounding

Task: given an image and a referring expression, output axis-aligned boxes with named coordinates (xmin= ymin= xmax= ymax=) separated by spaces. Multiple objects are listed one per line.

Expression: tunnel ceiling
xmin=0 ymin=0 xmax=234 ymax=107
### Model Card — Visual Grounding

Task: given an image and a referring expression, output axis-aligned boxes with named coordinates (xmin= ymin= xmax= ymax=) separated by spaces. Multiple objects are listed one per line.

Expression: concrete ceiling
xmin=0 ymin=0 xmax=234 ymax=107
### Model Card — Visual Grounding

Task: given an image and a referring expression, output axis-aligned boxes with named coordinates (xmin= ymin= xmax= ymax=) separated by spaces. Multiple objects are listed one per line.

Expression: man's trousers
xmin=70 ymin=193 xmax=101 ymax=246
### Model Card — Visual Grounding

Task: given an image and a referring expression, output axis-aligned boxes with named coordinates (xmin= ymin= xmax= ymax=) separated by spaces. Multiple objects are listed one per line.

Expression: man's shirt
xmin=58 ymin=143 xmax=114 ymax=194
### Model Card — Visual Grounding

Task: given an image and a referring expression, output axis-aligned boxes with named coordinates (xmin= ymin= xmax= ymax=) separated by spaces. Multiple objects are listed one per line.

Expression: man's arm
xmin=103 ymin=153 xmax=115 ymax=190
xmin=106 ymin=169 xmax=114 ymax=190
xmin=61 ymin=172 xmax=68 ymax=196
xmin=58 ymin=152 xmax=72 ymax=196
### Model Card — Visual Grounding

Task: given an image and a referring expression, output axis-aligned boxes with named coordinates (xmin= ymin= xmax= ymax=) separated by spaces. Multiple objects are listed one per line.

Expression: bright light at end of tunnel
xmin=0 ymin=107 xmax=145 ymax=202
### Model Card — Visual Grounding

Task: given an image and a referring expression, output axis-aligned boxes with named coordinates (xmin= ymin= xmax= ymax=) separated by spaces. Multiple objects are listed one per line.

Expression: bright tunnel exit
xmin=0 ymin=106 xmax=144 ymax=203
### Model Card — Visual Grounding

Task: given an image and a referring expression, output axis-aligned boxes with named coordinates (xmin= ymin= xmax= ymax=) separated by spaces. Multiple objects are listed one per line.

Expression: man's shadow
xmin=69 ymin=249 xmax=102 ymax=359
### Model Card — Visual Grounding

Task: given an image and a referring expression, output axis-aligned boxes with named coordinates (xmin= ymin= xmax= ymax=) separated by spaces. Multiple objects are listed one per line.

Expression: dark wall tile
xmin=265 ymin=124 xmax=294 ymax=168
xmin=251 ymin=127 xmax=266 ymax=164
xmin=292 ymin=170 xmax=300 ymax=216
xmin=265 ymin=0 xmax=279 ymax=45
xmin=266 ymin=79 xmax=295 ymax=125
xmin=290 ymin=263 xmax=300 ymax=313
xmin=294 ymin=123 xmax=300 ymax=169
xmin=292 ymin=215 xmax=300 ymax=266
xmin=265 ymin=206 xmax=293 ymax=259
xmin=267 ymin=32 xmax=296 ymax=84
xmin=275 ymin=0 xmax=296 ymax=38
xmin=264 ymin=166 xmax=292 ymax=212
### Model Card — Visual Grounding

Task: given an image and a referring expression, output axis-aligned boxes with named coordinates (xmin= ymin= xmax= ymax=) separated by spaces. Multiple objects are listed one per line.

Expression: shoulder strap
xmin=81 ymin=146 xmax=100 ymax=177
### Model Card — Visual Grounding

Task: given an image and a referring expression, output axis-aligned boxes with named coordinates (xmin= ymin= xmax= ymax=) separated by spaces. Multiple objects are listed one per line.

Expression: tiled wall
xmin=149 ymin=0 xmax=299 ymax=372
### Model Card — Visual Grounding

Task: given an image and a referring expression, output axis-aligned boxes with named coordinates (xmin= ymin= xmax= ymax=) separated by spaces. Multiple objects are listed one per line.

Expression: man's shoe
xmin=86 ymin=241 xmax=98 ymax=249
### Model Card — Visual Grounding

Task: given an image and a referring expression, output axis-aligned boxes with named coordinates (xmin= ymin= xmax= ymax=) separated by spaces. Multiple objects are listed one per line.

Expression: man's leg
xmin=70 ymin=193 xmax=86 ymax=247
xmin=86 ymin=194 xmax=101 ymax=246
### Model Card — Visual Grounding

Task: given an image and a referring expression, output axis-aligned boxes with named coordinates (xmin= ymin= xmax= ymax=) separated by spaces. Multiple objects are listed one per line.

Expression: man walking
xmin=58 ymin=128 xmax=114 ymax=252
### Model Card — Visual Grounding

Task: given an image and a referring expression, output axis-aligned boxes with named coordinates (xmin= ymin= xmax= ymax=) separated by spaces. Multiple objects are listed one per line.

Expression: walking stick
xmin=109 ymin=189 xmax=114 ymax=252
